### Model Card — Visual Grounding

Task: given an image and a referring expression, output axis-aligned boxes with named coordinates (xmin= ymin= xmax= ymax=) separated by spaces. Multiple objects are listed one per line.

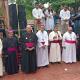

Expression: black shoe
xmin=57 ymin=62 xmax=61 ymax=64
xmin=0 ymin=76 xmax=3 ymax=78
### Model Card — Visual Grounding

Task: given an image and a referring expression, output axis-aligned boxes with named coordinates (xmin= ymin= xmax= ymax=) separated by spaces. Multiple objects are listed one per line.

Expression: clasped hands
xmin=42 ymin=45 xmax=46 ymax=49
xmin=25 ymin=47 xmax=35 ymax=51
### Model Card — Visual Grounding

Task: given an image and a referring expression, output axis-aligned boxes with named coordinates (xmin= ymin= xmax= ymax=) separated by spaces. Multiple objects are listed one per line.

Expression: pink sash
xmin=50 ymin=40 xmax=60 ymax=43
xmin=25 ymin=42 xmax=34 ymax=48
xmin=7 ymin=48 xmax=17 ymax=53
xmin=65 ymin=40 xmax=76 ymax=44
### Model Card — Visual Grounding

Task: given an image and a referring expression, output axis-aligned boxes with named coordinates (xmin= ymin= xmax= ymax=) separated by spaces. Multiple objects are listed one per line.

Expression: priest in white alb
xmin=49 ymin=25 xmax=62 ymax=63
xmin=36 ymin=25 xmax=49 ymax=67
xmin=62 ymin=26 xmax=77 ymax=63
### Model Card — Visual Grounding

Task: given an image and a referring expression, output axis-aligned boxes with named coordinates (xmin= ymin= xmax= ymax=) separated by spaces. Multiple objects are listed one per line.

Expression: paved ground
xmin=1 ymin=61 xmax=80 ymax=80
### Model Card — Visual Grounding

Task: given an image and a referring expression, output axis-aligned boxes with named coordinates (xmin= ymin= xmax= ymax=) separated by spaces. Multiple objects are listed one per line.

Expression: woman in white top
xmin=45 ymin=6 xmax=55 ymax=31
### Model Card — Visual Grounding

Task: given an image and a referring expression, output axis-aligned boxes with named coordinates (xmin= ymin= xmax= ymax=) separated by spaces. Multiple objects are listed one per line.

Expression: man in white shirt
xmin=59 ymin=6 xmax=70 ymax=34
xmin=32 ymin=3 xmax=44 ymax=30
xmin=62 ymin=26 xmax=77 ymax=63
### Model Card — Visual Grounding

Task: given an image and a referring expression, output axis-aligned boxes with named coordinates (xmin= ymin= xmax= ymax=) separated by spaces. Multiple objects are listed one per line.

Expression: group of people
xmin=32 ymin=3 xmax=55 ymax=31
xmin=0 ymin=23 xmax=77 ymax=77
xmin=0 ymin=2 xmax=80 ymax=78
xmin=32 ymin=3 xmax=80 ymax=34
